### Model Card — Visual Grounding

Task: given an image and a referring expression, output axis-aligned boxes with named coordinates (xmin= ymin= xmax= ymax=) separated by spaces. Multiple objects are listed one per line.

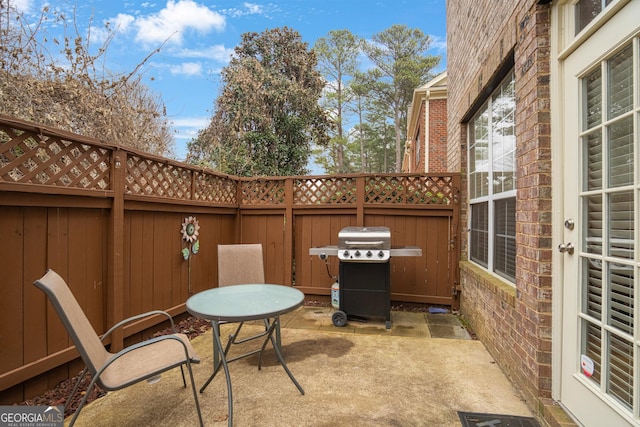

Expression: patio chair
xmin=216 ymin=243 xmax=281 ymax=357
xmin=33 ymin=269 xmax=204 ymax=427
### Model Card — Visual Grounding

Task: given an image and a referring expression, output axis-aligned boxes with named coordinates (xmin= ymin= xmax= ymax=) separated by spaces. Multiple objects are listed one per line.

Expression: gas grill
xmin=309 ymin=226 xmax=422 ymax=328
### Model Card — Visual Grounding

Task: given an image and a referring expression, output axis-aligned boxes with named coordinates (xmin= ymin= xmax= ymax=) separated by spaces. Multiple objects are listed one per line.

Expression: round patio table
xmin=186 ymin=284 xmax=305 ymax=426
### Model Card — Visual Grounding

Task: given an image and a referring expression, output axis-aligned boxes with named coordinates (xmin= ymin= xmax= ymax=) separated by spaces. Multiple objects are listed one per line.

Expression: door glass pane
xmin=585 ymin=194 xmax=603 ymax=255
xmin=584 ymin=131 xmax=602 ymax=191
xmin=581 ymin=320 xmax=602 ymax=385
xmin=608 ymin=44 xmax=633 ymax=120
xmin=608 ymin=116 xmax=634 ymax=188
xmin=607 ymin=332 xmax=633 ymax=409
xmin=584 ymin=67 xmax=602 ymax=130
xmin=584 ymin=257 xmax=603 ymax=320
xmin=608 ymin=191 xmax=634 ymax=259
xmin=608 ymin=262 xmax=634 ymax=335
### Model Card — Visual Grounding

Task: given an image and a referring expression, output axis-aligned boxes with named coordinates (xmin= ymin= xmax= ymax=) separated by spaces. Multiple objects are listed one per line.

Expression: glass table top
xmin=186 ymin=284 xmax=305 ymax=322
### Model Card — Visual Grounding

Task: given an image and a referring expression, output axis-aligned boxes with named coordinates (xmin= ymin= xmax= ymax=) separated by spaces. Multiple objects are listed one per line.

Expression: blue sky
xmin=13 ymin=0 xmax=447 ymax=161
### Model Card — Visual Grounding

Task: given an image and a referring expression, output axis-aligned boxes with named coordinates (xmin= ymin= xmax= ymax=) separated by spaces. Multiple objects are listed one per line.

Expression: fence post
xmin=284 ymin=178 xmax=294 ymax=286
xmin=356 ymin=176 xmax=365 ymax=225
xmin=108 ymin=149 xmax=126 ymax=351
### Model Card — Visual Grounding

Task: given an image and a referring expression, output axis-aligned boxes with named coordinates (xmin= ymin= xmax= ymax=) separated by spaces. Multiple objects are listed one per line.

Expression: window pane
xmin=584 ymin=67 xmax=602 ymax=130
xmin=492 ymin=76 xmax=516 ymax=194
xmin=608 ymin=116 xmax=633 ymax=188
xmin=469 ymin=141 xmax=489 ymax=199
xmin=494 ymin=198 xmax=516 ymax=280
xmin=470 ymin=202 xmax=488 ymax=266
xmin=608 ymin=44 xmax=633 ymax=120
xmin=575 ymin=0 xmax=605 ymax=34
xmin=470 ymin=109 xmax=489 ymax=199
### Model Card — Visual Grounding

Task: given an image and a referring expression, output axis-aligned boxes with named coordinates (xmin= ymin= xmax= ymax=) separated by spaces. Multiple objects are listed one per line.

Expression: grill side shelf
xmin=389 ymin=247 xmax=422 ymax=257
xmin=309 ymin=246 xmax=422 ymax=257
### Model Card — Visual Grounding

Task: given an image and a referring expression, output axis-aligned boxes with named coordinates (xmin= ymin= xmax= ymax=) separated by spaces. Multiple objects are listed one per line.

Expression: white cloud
xmin=91 ymin=14 xmax=135 ymax=44
xmin=175 ymin=45 xmax=234 ymax=63
xmin=130 ymin=0 xmax=226 ymax=46
xmin=8 ymin=0 xmax=32 ymax=13
xmin=172 ymin=117 xmax=210 ymax=129
xmin=222 ymin=2 xmax=276 ymax=18
xmin=112 ymin=13 xmax=136 ymax=33
xmin=170 ymin=62 xmax=203 ymax=76
xmin=429 ymin=34 xmax=447 ymax=54
xmin=171 ymin=116 xmax=211 ymax=160
xmin=243 ymin=2 xmax=264 ymax=15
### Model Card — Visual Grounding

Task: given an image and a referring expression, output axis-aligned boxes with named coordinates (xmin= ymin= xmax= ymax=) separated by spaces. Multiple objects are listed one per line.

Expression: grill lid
xmin=338 ymin=226 xmax=391 ymax=262
xmin=338 ymin=226 xmax=391 ymax=248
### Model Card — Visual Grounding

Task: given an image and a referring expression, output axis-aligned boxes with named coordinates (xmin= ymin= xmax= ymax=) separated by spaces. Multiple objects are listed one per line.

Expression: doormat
xmin=458 ymin=411 xmax=541 ymax=427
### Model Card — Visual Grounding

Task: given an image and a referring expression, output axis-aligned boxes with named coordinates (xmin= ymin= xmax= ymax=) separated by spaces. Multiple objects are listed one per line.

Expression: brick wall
xmin=427 ymin=98 xmax=447 ymax=173
xmin=447 ymin=0 xmax=555 ymax=423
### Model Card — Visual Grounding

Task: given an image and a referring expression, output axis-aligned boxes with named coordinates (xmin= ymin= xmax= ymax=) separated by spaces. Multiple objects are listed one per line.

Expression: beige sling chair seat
xmin=34 ymin=269 xmax=204 ymax=427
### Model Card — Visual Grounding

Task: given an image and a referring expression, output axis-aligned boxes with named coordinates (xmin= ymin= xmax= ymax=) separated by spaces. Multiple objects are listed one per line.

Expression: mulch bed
xmin=17 ymin=301 xmax=471 ymax=417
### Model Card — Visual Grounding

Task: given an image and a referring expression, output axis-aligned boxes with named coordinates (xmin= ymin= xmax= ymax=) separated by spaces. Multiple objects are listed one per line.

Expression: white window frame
xmin=468 ymin=71 xmax=517 ymax=283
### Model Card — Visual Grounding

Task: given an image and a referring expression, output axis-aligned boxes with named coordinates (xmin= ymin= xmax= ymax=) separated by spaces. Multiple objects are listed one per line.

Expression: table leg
xmin=200 ymin=321 xmax=234 ymax=427
xmin=258 ymin=316 xmax=305 ymax=395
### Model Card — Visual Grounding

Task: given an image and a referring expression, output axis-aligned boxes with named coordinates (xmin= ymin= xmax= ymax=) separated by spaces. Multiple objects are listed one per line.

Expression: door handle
xmin=558 ymin=243 xmax=574 ymax=255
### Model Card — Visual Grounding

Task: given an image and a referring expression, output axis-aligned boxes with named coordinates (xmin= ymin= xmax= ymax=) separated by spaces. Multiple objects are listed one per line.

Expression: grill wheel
xmin=332 ymin=310 xmax=348 ymax=327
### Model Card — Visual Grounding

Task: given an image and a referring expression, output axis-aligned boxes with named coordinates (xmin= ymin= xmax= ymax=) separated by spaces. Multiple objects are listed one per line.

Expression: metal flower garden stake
xmin=181 ymin=216 xmax=200 ymax=294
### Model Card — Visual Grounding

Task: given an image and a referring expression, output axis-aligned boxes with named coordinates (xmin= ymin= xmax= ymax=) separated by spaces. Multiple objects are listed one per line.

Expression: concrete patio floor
xmin=65 ymin=307 xmax=536 ymax=426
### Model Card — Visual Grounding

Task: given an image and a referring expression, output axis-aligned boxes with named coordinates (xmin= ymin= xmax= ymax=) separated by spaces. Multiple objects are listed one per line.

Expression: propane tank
xmin=331 ymin=281 xmax=340 ymax=309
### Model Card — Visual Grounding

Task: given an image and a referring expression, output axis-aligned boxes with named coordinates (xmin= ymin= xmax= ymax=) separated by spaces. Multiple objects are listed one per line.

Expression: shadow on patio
xmin=65 ymin=307 xmax=533 ymax=426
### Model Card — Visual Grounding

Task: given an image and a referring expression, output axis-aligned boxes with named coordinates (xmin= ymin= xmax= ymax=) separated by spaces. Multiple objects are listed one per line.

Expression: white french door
xmin=560 ymin=2 xmax=640 ymax=425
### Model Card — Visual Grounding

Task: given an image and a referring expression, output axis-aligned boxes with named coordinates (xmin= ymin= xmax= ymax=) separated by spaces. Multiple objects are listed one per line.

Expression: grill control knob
xmin=378 ymin=251 xmax=385 ymax=258
xmin=343 ymin=250 xmax=350 ymax=258
xmin=354 ymin=250 xmax=361 ymax=257
xmin=366 ymin=251 xmax=373 ymax=258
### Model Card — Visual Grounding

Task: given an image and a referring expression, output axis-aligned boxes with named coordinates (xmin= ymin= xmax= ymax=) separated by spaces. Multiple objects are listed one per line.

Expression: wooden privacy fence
xmin=0 ymin=114 xmax=461 ymax=403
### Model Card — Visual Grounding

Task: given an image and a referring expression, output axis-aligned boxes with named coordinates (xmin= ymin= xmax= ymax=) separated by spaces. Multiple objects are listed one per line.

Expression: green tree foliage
xmin=346 ymin=71 xmax=374 ymax=172
xmin=362 ymin=24 xmax=440 ymax=172
xmin=313 ymin=29 xmax=360 ymax=173
xmin=0 ymin=3 xmax=173 ymax=156
xmin=346 ymin=97 xmax=396 ymax=174
xmin=188 ymin=27 xmax=331 ymax=176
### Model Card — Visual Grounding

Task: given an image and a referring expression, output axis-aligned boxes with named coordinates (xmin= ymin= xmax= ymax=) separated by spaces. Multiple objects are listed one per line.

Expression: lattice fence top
xmin=365 ymin=175 xmax=454 ymax=205
xmin=125 ymin=155 xmax=194 ymax=199
xmin=0 ymin=125 xmax=111 ymax=190
xmin=286 ymin=175 xmax=455 ymax=206
xmin=194 ymin=172 xmax=237 ymax=204
xmin=1 ymin=118 xmax=458 ymax=207
xmin=241 ymin=179 xmax=286 ymax=205
xmin=294 ymin=177 xmax=357 ymax=204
